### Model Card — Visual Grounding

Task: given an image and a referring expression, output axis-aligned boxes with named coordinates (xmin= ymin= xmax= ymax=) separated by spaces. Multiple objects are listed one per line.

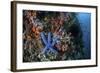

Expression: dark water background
xmin=77 ymin=13 xmax=91 ymax=59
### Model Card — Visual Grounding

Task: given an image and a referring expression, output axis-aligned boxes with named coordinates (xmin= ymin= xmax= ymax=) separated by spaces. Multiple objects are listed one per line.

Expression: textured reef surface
xmin=23 ymin=10 xmax=91 ymax=62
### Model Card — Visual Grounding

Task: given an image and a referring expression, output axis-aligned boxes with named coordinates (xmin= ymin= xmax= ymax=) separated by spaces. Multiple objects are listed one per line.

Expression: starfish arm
xmin=48 ymin=32 xmax=51 ymax=44
xmin=40 ymin=32 xmax=47 ymax=45
xmin=50 ymin=47 xmax=58 ymax=54
xmin=52 ymin=38 xmax=57 ymax=46
xmin=42 ymin=46 xmax=48 ymax=54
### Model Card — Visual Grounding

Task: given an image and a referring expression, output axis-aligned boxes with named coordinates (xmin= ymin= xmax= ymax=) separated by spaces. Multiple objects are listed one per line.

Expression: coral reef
xmin=23 ymin=10 xmax=85 ymax=62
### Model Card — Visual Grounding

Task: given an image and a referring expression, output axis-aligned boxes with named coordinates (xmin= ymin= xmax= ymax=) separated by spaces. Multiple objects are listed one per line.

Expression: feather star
xmin=40 ymin=32 xmax=58 ymax=54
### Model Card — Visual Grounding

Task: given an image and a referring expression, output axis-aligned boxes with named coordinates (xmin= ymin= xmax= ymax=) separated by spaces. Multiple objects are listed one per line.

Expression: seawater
xmin=77 ymin=13 xmax=91 ymax=59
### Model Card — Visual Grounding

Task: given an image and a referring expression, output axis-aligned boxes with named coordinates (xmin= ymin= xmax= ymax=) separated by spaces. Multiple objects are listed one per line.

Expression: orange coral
xmin=32 ymin=26 xmax=43 ymax=38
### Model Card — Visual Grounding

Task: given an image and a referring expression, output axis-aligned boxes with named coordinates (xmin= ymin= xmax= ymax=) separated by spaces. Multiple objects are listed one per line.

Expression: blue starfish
xmin=40 ymin=32 xmax=58 ymax=54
